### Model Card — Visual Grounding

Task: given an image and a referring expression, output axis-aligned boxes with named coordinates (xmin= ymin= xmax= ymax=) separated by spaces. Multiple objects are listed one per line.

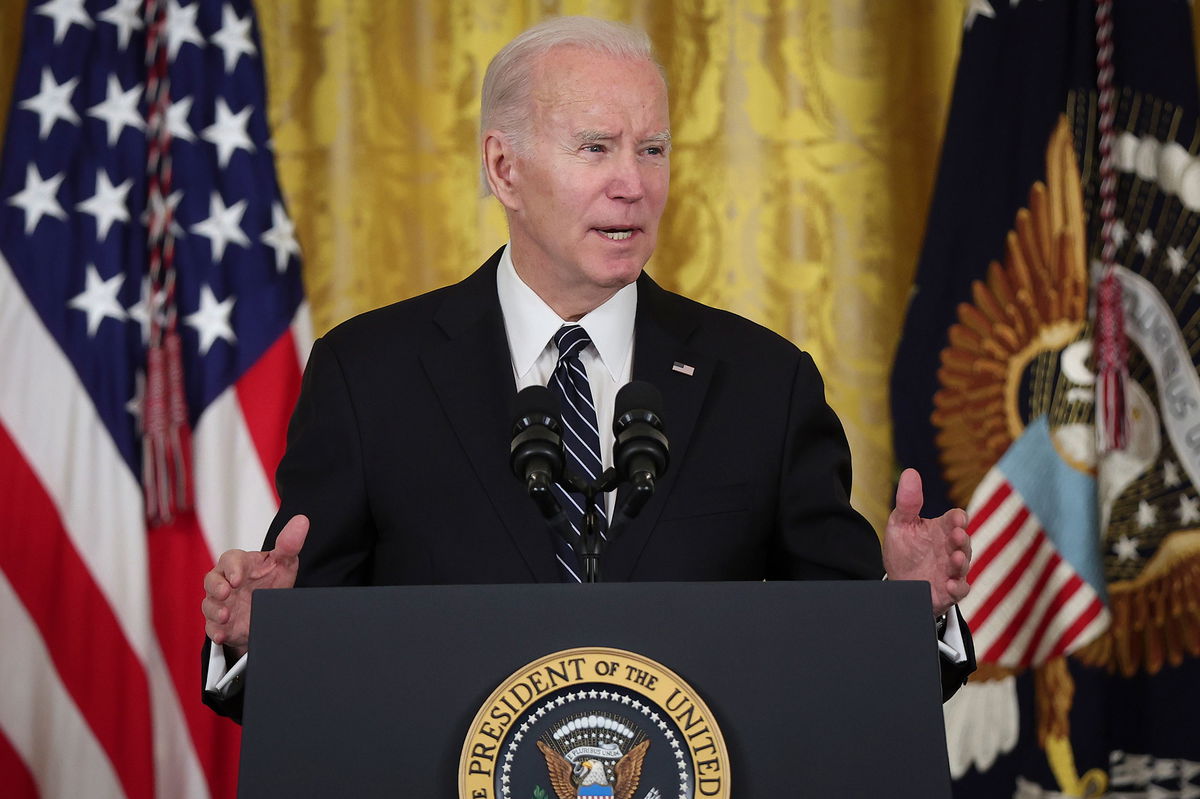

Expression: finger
xmin=203 ymin=605 xmax=234 ymax=642
xmin=272 ymin=514 xmax=310 ymax=561
xmin=201 ymin=596 xmax=222 ymax=624
xmin=947 ymin=508 xmax=968 ymax=531
xmin=954 ymin=524 xmax=971 ymax=552
xmin=216 ymin=548 xmax=253 ymax=588
xmin=947 ymin=525 xmax=971 ymax=556
xmin=207 ymin=622 xmax=246 ymax=649
xmin=203 ymin=569 xmax=231 ymax=600
xmin=201 ymin=592 xmax=233 ymax=622
xmin=892 ymin=468 xmax=924 ymax=523
xmin=946 ymin=577 xmax=970 ymax=603
xmin=206 ymin=624 xmax=225 ymax=645
xmin=950 ymin=549 xmax=969 ymax=578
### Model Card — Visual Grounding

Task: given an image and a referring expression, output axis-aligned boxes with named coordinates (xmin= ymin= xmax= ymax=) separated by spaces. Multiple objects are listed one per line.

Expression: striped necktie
xmin=548 ymin=324 xmax=607 ymax=582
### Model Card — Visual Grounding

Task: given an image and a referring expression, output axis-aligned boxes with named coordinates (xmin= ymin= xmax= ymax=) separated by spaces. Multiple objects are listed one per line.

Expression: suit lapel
xmin=603 ymin=274 xmax=714 ymax=581
xmin=419 ymin=253 xmax=560 ymax=583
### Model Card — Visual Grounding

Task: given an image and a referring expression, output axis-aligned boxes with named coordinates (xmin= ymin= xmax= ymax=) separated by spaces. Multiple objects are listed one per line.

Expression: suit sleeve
xmin=769 ymin=351 xmax=884 ymax=581
xmin=264 ymin=335 xmax=378 ymax=586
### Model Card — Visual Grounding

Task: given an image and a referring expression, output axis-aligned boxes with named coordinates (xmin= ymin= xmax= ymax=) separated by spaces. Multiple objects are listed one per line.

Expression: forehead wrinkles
xmin=531 ymin=89 xmax=671 ymax=147
xmin=528 ymin=48 xmax=668 ymax=120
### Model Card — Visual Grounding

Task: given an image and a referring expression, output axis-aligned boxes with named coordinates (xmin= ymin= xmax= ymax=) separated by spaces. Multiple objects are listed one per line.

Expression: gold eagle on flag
xmin=935 ymin=108 xmax=1200 ymax=796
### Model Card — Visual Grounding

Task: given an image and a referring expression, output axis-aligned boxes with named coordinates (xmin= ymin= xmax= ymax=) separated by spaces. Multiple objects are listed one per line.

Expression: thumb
xmin=271 ymin=514 xmax=309 ymax=562
xmin=892 ymin=468 xmax=925 ymax=523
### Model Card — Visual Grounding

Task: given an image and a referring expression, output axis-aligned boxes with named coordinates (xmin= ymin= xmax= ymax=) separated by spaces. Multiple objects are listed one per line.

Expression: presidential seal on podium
xmin=460 ymin=647 xmax=730 ymax=799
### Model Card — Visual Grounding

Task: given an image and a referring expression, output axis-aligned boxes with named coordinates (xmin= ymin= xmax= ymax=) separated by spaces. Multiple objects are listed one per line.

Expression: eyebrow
xmin=573 ymin=129 xmax=673 ymax=149
xmin=574 ymin=129 xmax=611 ymax=143
xmin=644 ymin=131 xmax=672 ymax=149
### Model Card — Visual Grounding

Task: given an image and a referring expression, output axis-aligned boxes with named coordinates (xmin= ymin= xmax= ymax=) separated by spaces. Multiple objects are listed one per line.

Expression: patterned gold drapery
xmin=0 ymin=1 xmax=998 ymax=529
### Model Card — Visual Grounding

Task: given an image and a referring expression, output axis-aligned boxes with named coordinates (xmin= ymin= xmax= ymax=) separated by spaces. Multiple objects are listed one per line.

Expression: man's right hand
xmin=202 ymin=514 xmax=309 ymax=659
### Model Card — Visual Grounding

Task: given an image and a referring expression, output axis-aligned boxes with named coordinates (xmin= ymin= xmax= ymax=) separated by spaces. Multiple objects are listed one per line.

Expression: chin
xmin=587 ymin=267 xmax=642 ymax=292
xmin=590 ymin=252 xmax=652 ymax=288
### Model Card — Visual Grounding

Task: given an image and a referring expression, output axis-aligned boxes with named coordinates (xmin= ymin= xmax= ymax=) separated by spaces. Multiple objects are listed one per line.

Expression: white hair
xmin=479 ymin=16 xmax=664 ymax=193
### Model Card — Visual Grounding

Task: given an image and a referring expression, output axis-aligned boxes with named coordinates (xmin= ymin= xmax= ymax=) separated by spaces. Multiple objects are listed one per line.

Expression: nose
xmin=606 ymin=151 xmax=646 ymax=203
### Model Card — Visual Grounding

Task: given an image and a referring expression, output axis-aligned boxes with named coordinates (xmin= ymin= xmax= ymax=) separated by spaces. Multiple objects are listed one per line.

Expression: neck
xmin=509 ymin=253 xmax=618 ymax=322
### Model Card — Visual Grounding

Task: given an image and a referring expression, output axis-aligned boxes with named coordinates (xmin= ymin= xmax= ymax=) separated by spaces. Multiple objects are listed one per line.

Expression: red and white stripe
xmin=0 ymin=253 xmax=308 ymax=798
xmin=959 ymin=469 xmax=1109 ymax=669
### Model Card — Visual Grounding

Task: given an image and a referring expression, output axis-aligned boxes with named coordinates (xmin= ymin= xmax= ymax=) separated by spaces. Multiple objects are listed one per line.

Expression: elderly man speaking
xmin=201 ymin=15 xmax=975 ymax=721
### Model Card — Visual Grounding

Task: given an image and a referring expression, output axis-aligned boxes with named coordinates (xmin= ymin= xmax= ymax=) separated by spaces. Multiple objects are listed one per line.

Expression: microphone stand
xmin=519 ymin=460 xmax=659 ymax=583
xmin=561 ymin=468 xmax=622 ymax=583
xmin=555 ymin=468 xmax=659 ymax=582
xmin=521 ymin=467 xmax=621 ymax=583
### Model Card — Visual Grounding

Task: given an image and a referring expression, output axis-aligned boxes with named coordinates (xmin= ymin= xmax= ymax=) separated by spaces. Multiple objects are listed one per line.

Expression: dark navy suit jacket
xmin=202 ymin=248 xmax=974 ymax=721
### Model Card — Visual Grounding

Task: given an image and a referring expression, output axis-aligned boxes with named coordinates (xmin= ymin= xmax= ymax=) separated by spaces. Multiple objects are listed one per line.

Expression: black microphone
xmin=509 ymin=385 xmax=564 ymax=519
xmin=612 ymin=381 xmax=668 ymax=517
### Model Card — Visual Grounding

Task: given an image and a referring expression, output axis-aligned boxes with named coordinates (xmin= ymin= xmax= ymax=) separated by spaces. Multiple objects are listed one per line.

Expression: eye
xmin=644 ymin=145 xmax=667 ymax=157
xmin=582 ymin=143 xmax=606 ymax=154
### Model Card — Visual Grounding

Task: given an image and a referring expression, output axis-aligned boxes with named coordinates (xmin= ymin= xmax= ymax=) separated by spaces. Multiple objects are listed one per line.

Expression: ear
xmin=482 ymin=130 xmax=521 ymax=211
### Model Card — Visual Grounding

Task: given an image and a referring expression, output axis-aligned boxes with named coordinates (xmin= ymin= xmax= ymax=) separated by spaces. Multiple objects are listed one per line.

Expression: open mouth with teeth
xmin=597 ymin=228 xmax=635 ymax=241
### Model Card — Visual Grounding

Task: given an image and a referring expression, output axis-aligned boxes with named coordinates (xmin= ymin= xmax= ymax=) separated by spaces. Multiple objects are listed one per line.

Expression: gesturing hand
xmin=882 ymin=469 xmax=971 ymax=618
xmin=201 ymin=514 xmax=309 ymax=658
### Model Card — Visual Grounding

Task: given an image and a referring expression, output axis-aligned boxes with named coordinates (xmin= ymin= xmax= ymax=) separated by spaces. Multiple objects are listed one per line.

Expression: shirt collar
xmin=496 ymin=243 xmax=637 ymax=382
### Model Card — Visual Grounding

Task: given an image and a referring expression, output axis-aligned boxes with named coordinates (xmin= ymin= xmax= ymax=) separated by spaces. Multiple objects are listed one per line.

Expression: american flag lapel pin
xmin=672 ymin=361 xmax=695 ymax=376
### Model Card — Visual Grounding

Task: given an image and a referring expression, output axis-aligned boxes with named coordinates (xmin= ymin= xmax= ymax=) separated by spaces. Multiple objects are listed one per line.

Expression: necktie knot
xmin=553 ymin=324 xmax=592 ymax=363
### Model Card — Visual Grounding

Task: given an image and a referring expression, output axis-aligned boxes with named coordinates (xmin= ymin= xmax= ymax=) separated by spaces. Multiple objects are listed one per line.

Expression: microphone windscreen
xmin=512 ymin=384 xmax=561 ymax=421
xmin=614 ymin=380 xmax=663 ymax=423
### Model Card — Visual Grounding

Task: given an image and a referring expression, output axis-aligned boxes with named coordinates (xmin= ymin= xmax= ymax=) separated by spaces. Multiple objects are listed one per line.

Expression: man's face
xmin=494 ymin=46 xmax=670 ymax=318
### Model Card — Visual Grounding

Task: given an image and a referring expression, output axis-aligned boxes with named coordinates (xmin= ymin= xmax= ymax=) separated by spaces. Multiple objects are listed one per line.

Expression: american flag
xmin=959 ymin=421 xmax=1110 ymax=669
xmin=0 ymin=1 xmax=309 ymax=797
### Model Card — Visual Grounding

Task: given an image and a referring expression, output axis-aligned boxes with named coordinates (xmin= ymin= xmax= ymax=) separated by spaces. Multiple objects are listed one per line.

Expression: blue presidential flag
xmin=892 ymin=0 xmax=1200 ymax=796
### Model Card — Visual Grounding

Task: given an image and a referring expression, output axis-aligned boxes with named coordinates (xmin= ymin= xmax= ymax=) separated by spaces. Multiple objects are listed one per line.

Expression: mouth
xmin=595 ymin=227 xmax=637 ymax=241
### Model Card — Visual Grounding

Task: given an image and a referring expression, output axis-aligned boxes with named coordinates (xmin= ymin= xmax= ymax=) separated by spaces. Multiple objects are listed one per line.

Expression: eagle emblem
xmin=459 ymin=648 xmax=729 ymax=799
xmin=938 ymin=98 xmax=1200 ymax=797
xmin=535 ymin=713 xmax=650 ymax=799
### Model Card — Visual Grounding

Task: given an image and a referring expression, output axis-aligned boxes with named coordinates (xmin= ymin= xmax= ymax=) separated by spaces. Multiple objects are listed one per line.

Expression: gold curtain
xmin=0 ymin=1 xmax=994 ymax=530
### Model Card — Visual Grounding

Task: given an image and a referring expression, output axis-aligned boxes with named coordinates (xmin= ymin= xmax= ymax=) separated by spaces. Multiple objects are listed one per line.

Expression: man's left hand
xmin=882 ymin=468 xmax=971 ymax=618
